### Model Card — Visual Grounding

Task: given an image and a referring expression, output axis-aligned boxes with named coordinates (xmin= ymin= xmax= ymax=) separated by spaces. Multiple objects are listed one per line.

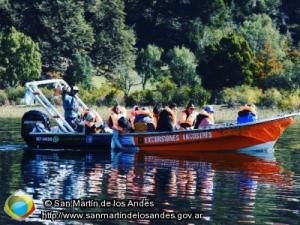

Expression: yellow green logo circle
xmin=4 ymin=190 xmax=35 ymax=221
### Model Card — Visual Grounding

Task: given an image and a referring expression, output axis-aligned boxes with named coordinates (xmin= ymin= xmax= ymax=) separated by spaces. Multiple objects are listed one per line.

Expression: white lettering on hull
xmin=143 ymin=132 xmax=212 ymax=144
xmin=144 ymin=135 xmax=180 ymax=144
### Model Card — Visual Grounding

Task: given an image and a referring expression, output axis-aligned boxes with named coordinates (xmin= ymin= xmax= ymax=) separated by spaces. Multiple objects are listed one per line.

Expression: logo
xmin=4 ymin=190 xmax=35 ymax=221
xmin=53 ymin=136 xmax=60 ymax=143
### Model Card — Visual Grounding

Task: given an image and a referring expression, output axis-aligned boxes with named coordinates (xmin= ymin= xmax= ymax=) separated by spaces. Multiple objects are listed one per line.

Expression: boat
xmin=21 ymin=79 xmax=298 ymax=151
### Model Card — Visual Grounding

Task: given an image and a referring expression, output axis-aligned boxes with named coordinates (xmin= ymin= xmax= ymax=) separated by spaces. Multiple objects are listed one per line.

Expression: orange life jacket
xmin=179 ymin=110 xmax=196 ymax=127
xmin=108 ymin=112 xmax=124 ymax=130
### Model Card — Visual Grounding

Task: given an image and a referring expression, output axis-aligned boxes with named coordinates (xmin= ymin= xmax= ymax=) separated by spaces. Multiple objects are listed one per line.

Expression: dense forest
xmin=0 ymin=0 xmax=300 ymax=109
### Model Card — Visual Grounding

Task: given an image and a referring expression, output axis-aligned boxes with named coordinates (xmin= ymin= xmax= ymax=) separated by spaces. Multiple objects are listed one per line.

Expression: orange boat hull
xmin=120 ymin=115 xmax=295 ymax=152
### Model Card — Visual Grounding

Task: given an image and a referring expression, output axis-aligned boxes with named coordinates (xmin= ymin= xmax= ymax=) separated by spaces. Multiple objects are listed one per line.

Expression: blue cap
xmin=204 ymin=105 xmax=214 ymax=113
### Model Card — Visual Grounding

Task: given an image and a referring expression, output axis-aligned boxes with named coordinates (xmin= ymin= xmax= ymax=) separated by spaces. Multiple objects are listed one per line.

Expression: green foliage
xmin=277 ymin=91 xmax=300 ymax=110
xmin=230 ymin=0 xmax=281 ymax=22
xmin=125 ymin=0 xmax=228 ymax=48
xmin=25 ymin=0 xmax=94 ymax=73
xmin=5 ymin=86 xmax=25 ymax=104
xmin=89 ymin=0 xmax=136 ymax=71
xmin=155 ymin=77 xmax=177 ymax=105
xmin=0 ymin=27 xmax=41 ymax=88
xmin=39 ymin=87 xmax=53 ymax=100
xmin=166 ymin=46 xmax=200 ymax=87
xmin=126 ymin=89 xmax=162 ymax=106
xmin=200 ymin=32 xmax=260 ymax=90
xmin=218 ymin=85 xmax=262 ymax=107
xmin=127 ymin=83 xmax=210 ymax=107
xmin=172 ymin=85 xmax=211 ymax=106
xmin=64 ymin=50 xmax=95 ymax=89
xmin=190 ymin=18 xmax=235 ymax=56
xmin=278 ymin=0 xmax=300 ymax=44
xmin=190 ymin=84 xmax=211 ymax=106
xmin=110 ymin=67 xmax=140 ymax=98
xmin=264 ymin=59 xmax=300 ymax=90
xmin=0 ymin=90 xmax=8 ymax=105
xmin=258 ymin=88 xmax=282 ymax=108
xmin=239 ymin=14 xmax=289 ymax=86
xmin=79 ymin=84 xmax=124 ymax=106
xmin=136 ymin=44 xmax=163 ymax=89
xmin=240 ymin=14 xmax=287 ymax=58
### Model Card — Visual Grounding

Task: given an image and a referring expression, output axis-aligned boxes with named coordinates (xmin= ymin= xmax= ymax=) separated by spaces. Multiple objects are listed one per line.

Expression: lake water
xmin=0 ymin=118 xmax=300 ymax=225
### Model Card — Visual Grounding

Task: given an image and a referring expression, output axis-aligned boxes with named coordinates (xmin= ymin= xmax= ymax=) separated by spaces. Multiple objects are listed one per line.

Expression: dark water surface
xmin=0 ymin=118 xmax=300 ymax=225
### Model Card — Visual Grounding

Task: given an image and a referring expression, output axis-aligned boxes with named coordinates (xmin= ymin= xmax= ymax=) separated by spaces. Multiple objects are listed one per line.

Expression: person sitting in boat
xmin=108 ymin=103 xmax=127 ymax=131
xmin=83 ymin=111 xmax=104 ymax=134
xmin=128 ymin=105 xmax=139 ymax=129
xmin=237 ymin=104 xmax=257 ymax=124
xmin=32 ymin=122 xmax=50 ymax=133
xmin=62 ymin=85 xmax=82 ymax=131
xmin=156 ymin=103 xmax=177 ymax=132
xmin=194 ymin=105 xmax=215 ymax=129
xmin=133 ymin=107 xmax=155 ymax=132
xmin=153 ymin=104 xmax=162 ymax=129
xmin=178 ymin=102 xmax=197 ymax=129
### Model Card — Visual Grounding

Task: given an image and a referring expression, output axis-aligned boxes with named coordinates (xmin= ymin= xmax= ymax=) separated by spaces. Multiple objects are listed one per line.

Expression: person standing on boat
xmin=62 ymin=86 xmax=81 ymax=130
xmin=156 ymin=103 xmax=177 ymax=132
xmin=194 ymin=105 xmax=215 ymax=129
xmin=178 ymin=102 xmax=197 ymax=129
xmin=237 ymin=104 xmax=257 ymax=124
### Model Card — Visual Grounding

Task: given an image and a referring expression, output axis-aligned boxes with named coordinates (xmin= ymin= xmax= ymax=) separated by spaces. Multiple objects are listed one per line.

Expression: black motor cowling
xmin=21 ymin=110 xmax=50 ymax=140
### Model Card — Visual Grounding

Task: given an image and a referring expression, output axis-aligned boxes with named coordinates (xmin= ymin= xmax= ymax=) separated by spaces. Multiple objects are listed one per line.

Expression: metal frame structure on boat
xmin=25 ymin=79 xmax=102 ymax=134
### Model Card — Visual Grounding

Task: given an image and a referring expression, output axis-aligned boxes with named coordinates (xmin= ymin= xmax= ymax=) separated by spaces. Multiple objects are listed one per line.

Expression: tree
xmin=64 ymin=50 xmax=95 ymax=89
xmin=240 ymin=14 xmax=288 ymax=58
xmin=125 ymin=0 xmax=227 ymax=49
xmin=264 ymin=59 xmax=300 ymax=90
xmin=199 ymin=33 xmax=260 ymax=91
xmin=240 ymin=14 xmax=289 ymax=87
xmin=7 ymin=0 xmax=95 ymax=74
xmin=166 ymin=46 xmax=200 ymax=87
xmin=0 ymin=27 xmax=41 ymax=88
xmin=229 ymin=0 xmax=281 ymax=23
xmin=89 ymin=0 xmax=136 ymax=73
xmin=190 ymin=18 xmax=235 ymax=56
xmin=136 ymin=44 xmax=163 ymax=89
xmin=155 ymin=77 xmax=177 ymax=105
xmin=281 ymin=0 xmax=300 ymax=44
xmin=111 ymin=66 xmax=140 ymax=98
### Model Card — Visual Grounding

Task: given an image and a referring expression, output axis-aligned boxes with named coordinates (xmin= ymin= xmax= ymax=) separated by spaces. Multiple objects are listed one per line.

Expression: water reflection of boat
xmin=22 ymin=80 xmax=298 ymax=152
xmin=21 ymin=149 xmax=294 ymax=224
xmin=135 ymin=150 xmax=293 ymax=185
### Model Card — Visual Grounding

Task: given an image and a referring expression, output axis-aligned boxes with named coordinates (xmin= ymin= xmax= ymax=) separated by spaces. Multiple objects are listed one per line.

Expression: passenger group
xmin=59 ymin=85 xmax=257 ymax=134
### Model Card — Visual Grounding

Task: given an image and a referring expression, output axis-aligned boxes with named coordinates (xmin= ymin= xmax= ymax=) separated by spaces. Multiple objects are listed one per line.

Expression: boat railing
xmin=25 ymin=79 xmax=101 ymax=134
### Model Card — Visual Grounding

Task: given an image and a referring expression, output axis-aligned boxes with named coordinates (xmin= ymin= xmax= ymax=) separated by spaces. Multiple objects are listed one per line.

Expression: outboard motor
xmin=21 ymin=110 xmax=51 ymax=141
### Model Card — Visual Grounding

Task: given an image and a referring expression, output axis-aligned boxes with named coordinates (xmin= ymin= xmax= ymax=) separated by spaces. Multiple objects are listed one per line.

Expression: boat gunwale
xmin=28 ymin=112 xmax=299 ymax=137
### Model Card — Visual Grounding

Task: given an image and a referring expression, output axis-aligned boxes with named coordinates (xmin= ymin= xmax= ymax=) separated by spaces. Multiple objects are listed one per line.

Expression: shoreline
xmin=0 ymin=105 xmax=284 ymax=122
